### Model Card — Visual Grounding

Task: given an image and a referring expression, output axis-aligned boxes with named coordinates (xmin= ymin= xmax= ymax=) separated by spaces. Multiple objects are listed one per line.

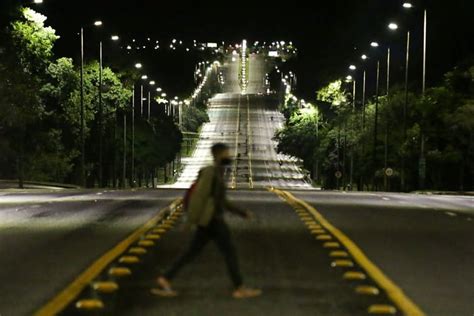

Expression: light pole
xmin=79 ymin=20 xmax=105 ymax=187
xmin=131 ymin=86 xmax=135 ymax=187
xmin=122 ymin=100 xmax=127 ymax=188
xmin=98 ymin=40 xmax=103 ymax=187
xmin=388 ymin=21 xmax=410 ymax=191
xmin=384 ymin=46 xmax=391 ymax=191
xmin=80 ymin=27 xmax=85 ymax=187
xmin=363 ymin=44 xmax=382 ymax=189
xmin=404 ymin=2 xmax=428 ymax=189
xmin=402 ymin=30 xmax=411 ymax=191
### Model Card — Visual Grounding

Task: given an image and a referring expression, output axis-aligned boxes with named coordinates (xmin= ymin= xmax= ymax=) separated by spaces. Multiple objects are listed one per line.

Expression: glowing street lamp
xmin=388 ymin=23 xmax=398 ymax=30
xmin=402 ymin=2 xmax=413 ymax=8
xmin=149 ymin=81 xmax=156 ymax=85
xmin=94 ymin=20 xmax=103 ymax=26
xmin=141 ymin=75 xmax=148 ymax=80
xmin=156 ymin=87 xmax=162 ymax=92
xmin=349 ymin=65 xmax=357 ymax=70
xmin=33 ymin=0 xmax=43 ymax=3
xmin=370 ymin=42 xmax=379 ymax=47
xmin=361 ymin=54 xmax=368 ymax=60
xmin=135 ymin=63 xmax=142 ymax=69
xmin=111 ymin=35 xmax=119 ymax=41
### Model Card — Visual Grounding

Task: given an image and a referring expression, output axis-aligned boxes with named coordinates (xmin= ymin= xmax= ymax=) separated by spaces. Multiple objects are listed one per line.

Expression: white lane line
xmin=445 ymin=211 xmax=457 ymax=217
xmin=231 ymin=95 xmax=241 ymax=189
xmin=247 ymin=95 xmax=254 ymax=189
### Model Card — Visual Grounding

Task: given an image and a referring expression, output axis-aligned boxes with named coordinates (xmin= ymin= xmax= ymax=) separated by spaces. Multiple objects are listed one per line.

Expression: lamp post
xmin=403 ymin=2 xmax=428 ymax=189
xmin=402 ymin=30 xmax=411 ymax=191
xmin=348 ymin=66 xmax=358 ymax=190
xmin=388 ymin=22 xmax=410 ymax=191
xmin=364 ymin=44 xmax=382 ymax=190
xmin=98 ymin=40 xmax=103 ymax=187
xmin=79 ymin=20 xmax=106 ymax=187
xmin=131 ymin=86 xmax=135 ymax=187
xmin=80 ymin=27 xmax=85 ymax=187
xmin=384 ymin=46 xmax=391 ymax=191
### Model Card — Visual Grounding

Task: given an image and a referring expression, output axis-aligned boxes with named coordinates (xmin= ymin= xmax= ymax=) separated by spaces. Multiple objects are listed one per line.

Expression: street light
xmin=361 ymin=54 xmax=368 ymax=60
xmin=388 ymin=21 xmax=410 ymax=191
xmin=149 ymin=81 xmax=156 ymax=85
xmin=156 ymin=87 xmax=162 ymax=92
xmin=370 ymin=41 xmax=379 ymax=47
xmin=78 ymin=19 xmax=105 ymax=187
xmin=111 ymin=35 xmax=119 ymax=41
xmin=402 ymin=2 xmax=428 ymax=188
xmin=141 ymin=75 xmax=148 ymax=80
xmin=349 ymin=65 xmax=357 ymax=70
xmin=134 ymin=63 xmax=142 ymax=69
xmin=388 ymin=23 xmax=398 ymax=30
xmin=33 ymin=0 xmax=43 ymax=3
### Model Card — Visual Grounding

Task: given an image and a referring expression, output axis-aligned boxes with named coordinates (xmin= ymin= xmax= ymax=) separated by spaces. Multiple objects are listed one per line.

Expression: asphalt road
xmin=293 ymin=191 xmax=474 ymax=316
xmin=0 ymin=189 xmax=181 ymax=316
xmin=174 ymin=53 xmax=310 ymax=189
xmin=1 ymin=189 xmax=472 ymax=315
xmin=103 ymin=190 xmax=395 ymax=316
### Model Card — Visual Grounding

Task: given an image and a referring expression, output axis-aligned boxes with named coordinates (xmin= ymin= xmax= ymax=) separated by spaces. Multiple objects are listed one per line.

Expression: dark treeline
xmin=0 ymin=6 xmax=217 ymax=188
xmin=276 ymin=61 xmax=473 ymax=192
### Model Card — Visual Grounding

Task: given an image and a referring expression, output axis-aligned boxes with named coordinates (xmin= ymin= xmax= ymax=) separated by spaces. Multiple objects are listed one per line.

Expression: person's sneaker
xmin=151 ymin=276 xmax=178 ymax=297
xmin=232 ymin=286 xmax=262 ymax=299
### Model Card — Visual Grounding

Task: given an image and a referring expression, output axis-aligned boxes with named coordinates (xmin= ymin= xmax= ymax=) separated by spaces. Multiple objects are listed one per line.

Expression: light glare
xmin=388 ymin=23 xmax=399 ymax=30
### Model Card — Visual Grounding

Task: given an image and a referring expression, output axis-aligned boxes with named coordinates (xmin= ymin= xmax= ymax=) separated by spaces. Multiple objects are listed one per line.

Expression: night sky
xmin=5 ymin=0 xmax=474 ymax=99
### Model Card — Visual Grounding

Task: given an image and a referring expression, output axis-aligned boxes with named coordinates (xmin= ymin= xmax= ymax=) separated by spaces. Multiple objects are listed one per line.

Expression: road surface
xmin=174 ymin=54 xmax=310 ymax=189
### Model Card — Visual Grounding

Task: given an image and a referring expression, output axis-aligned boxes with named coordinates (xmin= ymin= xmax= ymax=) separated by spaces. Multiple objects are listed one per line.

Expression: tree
xmin=0 ymin=7 xmax=58 ymax=187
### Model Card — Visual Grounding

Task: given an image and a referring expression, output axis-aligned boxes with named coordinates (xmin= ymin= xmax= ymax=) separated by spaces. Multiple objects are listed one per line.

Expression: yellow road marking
xmin=273 ymin=189 xmax=425 ymax=316
xmin=34 ymin=198 xmax=181 ymax=316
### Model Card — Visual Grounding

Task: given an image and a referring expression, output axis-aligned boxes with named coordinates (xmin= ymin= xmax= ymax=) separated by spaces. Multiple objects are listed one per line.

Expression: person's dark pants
xmin=163 ymin=217 xmax=243 ymax=288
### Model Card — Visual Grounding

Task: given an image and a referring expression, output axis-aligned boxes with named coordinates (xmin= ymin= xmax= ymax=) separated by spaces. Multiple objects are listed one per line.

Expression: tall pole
xmin=419 ymin=10 xmax=428 ymax=190
xmin=422 ymin=10 xmax=427 ymax=95
xmin=140 ymin=85 xmax=144 ymax=116
xmin=122 ymin=110 xmax=127 ymax=188
xmin=178 ymin=103 xmax=183 ymax=128
xmin=362 ymin=70 xmax=366 ymax=129
xmin=80 ymin=28 xmax=86 ymax=187
xmin=98 ymin=41 xmax=103 ymax=187
xmin=384 ymin=48 xmax=391 ymax=191
xmin=131 ymin=87 xmax=135 ymax=187
xmin=372 ymin=61 xmax=380 ymax=188
xmin=147 ymin=91 xmax=151 ymax=121
xmin=401 ymin=31 xmax=410 ymax=191
xmin=349 ymin=79 xmax=356 ymax=190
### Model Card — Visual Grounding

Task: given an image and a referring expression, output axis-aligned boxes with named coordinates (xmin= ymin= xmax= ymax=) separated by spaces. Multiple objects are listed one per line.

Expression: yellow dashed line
xmin=34 ymin=199 xmax=181 ymax=316
xmin=272 ymin=188 xmax=425 ymax=316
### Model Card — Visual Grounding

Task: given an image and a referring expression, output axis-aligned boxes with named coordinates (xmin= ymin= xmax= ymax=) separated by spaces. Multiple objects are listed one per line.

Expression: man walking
xmin=152 ymin=143 xmax=261 ymax=299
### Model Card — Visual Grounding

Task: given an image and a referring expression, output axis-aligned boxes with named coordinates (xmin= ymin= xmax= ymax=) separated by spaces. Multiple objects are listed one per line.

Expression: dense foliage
xmin=0 ymin=7 xmax=187 ymax=187
xmin=276 ymin=65 xmax=474 ymax=191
